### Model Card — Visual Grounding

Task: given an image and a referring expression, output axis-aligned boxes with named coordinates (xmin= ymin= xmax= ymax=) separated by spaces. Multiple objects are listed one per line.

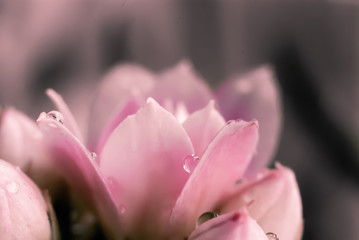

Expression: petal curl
xmin=182 ymin=100 xmax=226 ymax=156
xmin=216 ymin=66 xmax=281 ymax=175
xmin=188 ymin=209 xmax=267 ymax=240
xmin=100 ymin=98 xmax=194 ymax=237
xmin=0 ymin=159 xmax=50 ymax=240
xmin=36 ymin=113 xmax=122 ymax=239
xmin=169 ymin=120 xmax=259 ymax=235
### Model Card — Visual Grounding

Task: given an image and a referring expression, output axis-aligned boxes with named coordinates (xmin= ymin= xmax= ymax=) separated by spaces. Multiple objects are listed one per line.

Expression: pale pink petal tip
xmin=216 ymin=66 xmax=281 ymax=174
xmin=188 ymin=209 xmax=267 ymax=240
xmin=45 ymin=88 xmax=83 ymax=142
xmin=36 ymin=112 xmax=47 ymax=123
xmin=182 ymin=100 xmax=226 ymax=156
xmin=150 ymin=60 xmax=213 ymax=114
xmin=100 ymin=97 xmax=194 ymax=237
xmin=0 ymin=159 xmax=51 ymax=240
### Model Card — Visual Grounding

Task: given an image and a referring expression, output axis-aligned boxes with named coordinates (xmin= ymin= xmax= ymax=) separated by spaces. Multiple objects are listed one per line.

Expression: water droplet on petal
xmin=266 ymin=232 xmax=279 ymax=240
xmin=47 ymin=111 xmax=64 ymax=124
xmin=6 ymin=181 xmax=19 ymax=194
xmin=90 ymin=152 xmax=97 ymax=162
xmin=197 ymin=212 xmax=219 ymax=226
xmin=226 ymin=120 xmax=236 ymax=125
xmin=183 ymin=154 xmax=200 ymax=173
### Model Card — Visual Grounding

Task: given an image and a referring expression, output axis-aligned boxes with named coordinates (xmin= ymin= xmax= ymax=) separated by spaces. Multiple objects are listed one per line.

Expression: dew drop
xmin=197 ymin=212 xmax=219 ymax=226
xmin=266 ymin=232 xmax=279 ymax=240
xmin=183 ymin=154 xmax=200 ymax=173
xmin=47 ymin=111 xmax=64 ymax=124
xmin=226 ymin=120 xmax=236 ymax=125
xmin=90 ymin=152 xmax=97 ymax=162
xmin=6 ymin=181 xmax=19 ymax=194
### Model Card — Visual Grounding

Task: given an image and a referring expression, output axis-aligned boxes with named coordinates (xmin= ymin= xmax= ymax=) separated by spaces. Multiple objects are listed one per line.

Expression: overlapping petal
xmin=88 ymin=64 xmax=155 ymax=150
xmin=219 ymin=164 xmax=303 ymax=240
xmin=150 ymin=61 xmax=213 ymax=114
xmin=100 ymin=98 xmax=194 ymax=237
xmin=36 ymin=112 xmax=122 ymax=239
xmin=169 ymin=120 xmax=259 ymax=236
xmin=216 ymin=66 xmax=281 ymax=175
xmin=182 ymin=100 xmax=226 ymax=156
xmin=0 ymin=159 xmax=50 ymax=240
xmin=0 ymin=108 xmax=54 ymax=187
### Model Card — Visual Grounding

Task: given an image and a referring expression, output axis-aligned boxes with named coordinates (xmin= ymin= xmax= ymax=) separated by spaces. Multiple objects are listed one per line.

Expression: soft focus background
xmin=1 ymin=0 xmax=359 ymax=239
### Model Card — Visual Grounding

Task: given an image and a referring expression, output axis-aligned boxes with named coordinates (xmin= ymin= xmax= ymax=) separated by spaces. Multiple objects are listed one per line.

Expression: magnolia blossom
xmin=0 ymin=61 xmax=301 ymax=239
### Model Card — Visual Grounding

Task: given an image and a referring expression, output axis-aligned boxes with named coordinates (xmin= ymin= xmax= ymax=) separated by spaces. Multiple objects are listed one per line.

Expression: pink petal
xmin=216 ymin=66 xmax=282 ymax=175
xmin=150 ymin=60 xmax=214 ymax=114
xmin=100 ymin=98 xmax=194 ymax=237
xmin=169 ymin=120 xmax=259 ymax=235
xmin=46 ymin=88 xmax=84 ymax=143
xmin=88 ymin=64 xmax=155 ymax=150
xmin=36 ymin=112 xmax=123 ymax=239
xmin=182 ymin=100 xmax=226 ymax=156
xmin=0 ymin=108 xmax=42 ymax=169
xmin=0 ymin=108 xmax=54 ymax=187
xmin=188 ymin=209 xmax=267 ymax=240
xmin=94 ymin=97 xmax=140 ymax=156
xmin=0 ymin=159 xmax=50 ymax=240
xmin=257 ymin=164 xmax=303 ymax=240
xmin=220 ymin=164 xmax=303 ymax=240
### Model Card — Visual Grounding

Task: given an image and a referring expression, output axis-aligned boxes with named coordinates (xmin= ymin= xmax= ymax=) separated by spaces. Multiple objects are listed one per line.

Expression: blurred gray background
xmin=1 ymin=0 xmax=359 ymax=239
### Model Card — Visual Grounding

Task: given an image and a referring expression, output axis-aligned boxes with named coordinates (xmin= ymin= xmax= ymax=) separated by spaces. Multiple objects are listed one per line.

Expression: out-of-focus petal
xmin=46 ymin=88 xmax=83 ymax=143
xmin=0 ymin=108 xmax=54 ymax=187
xmin=0 ymin=159 xmax=50 ymax=240
xmin=169 ymin=120 xmax=259 ymax=236
xmin=88 ymin=64 xmax=155 ymax=150
xmin=95 ymin=98 xmax=140 ymax=156
xmin=188 ymin=209 xmax=267 ymax=240
xmin=100 ymin=98 xmax=194 ymax=238
xmin=36 ymin=112 xmax=123 ymax=239
xmin=216 ymin=66 xmax=281 ymax=175
xmin=182 ymin=100 xmax=226 ymax=156
xmin=220 ymin=164 xmax=303 ymax=240
xmin=150 ymin=60 xmax=214 ymax=114
xmin=0 ymin=109 xmax=42 ymax=169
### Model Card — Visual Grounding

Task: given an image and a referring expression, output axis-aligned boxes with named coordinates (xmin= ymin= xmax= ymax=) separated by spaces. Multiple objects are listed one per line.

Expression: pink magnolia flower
xmin=35 ymin=61 xmax=301 ymax=239
xmin=0 ymin=159 xmax=51 ymax=240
